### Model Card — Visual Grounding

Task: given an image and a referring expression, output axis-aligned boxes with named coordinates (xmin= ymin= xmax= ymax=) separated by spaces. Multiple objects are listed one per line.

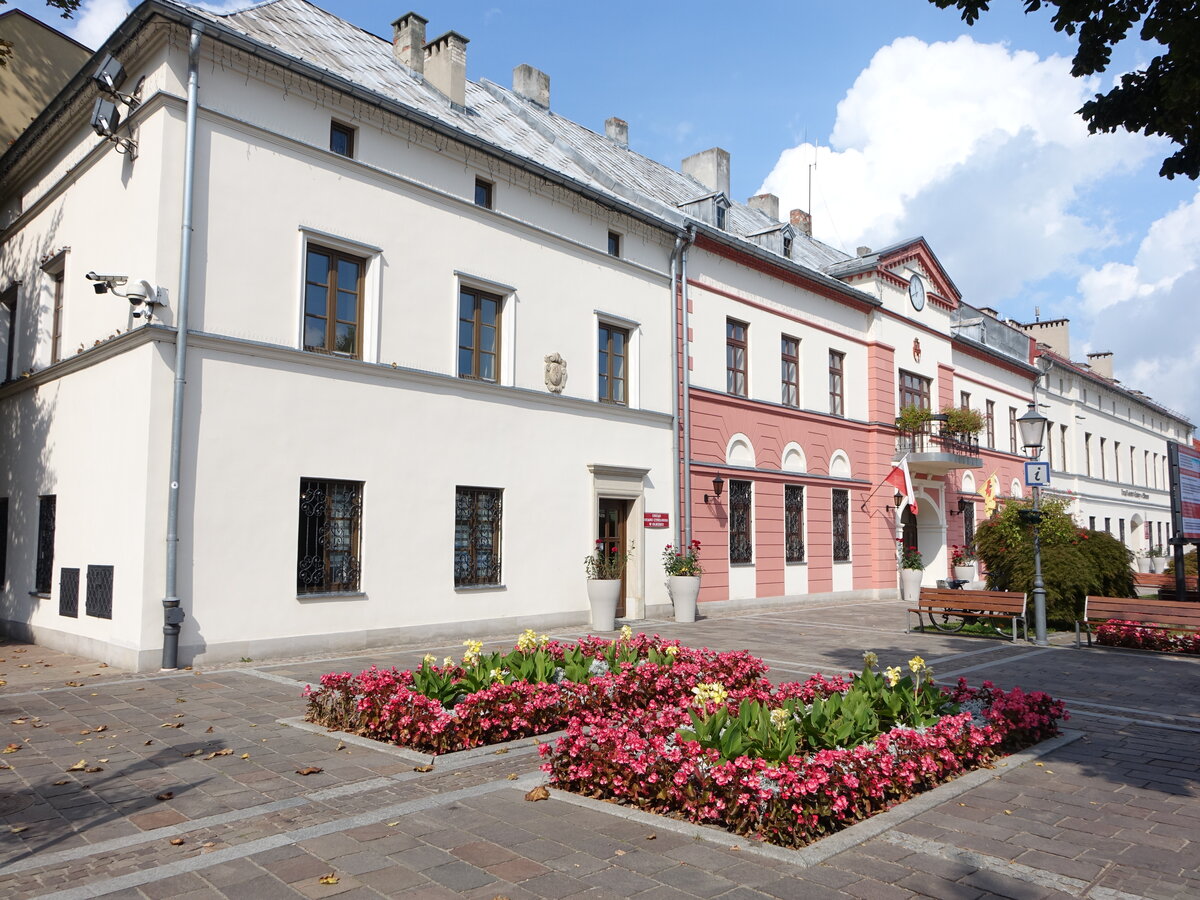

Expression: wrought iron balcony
xmin=895 ymin=415 xmax=982 ymax=474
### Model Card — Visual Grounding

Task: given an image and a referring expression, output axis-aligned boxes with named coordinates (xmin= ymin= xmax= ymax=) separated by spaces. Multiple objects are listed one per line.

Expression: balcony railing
xmin=896 ymin=417 xmax=981 ymax=458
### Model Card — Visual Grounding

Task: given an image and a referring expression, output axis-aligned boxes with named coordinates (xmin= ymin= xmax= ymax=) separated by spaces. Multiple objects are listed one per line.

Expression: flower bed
xmin=1095 ymin=619 xmax=1200 ymax=655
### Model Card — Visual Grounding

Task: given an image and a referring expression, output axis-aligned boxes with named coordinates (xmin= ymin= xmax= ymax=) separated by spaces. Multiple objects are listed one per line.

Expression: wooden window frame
xmin=898 ymin=370 xmax=931 ymax=410
xmin=986 ymin=400 xmax=995 ymax=448
xmin=726 ymin=319 xmax=748 ymax=397
xmin=474 ymin=177 xmax=494 ymax=209
xmin=781 ymin=335 xmax=799 ymax=407
xmin=329 ymin=120 xmax=355 ymax=158
xmin=50 ymin=271 xmax=64 ymax=364
xmin=598 ymin=322 xmax=629 ymax=405
xmin=607 ymin=231 xmax=621 ymax=257
xmin=304 ymin=244 xmax=365 ymax=359
xmin=458 ymin=288 xmax=503 ymax=383
xmin=829 ymin=350 xmax=845 ymax=416
xmin=455 ymin=486 xmax=503 ymax=587
xmin=1009 ymin=407 xmax=1018 ymax=454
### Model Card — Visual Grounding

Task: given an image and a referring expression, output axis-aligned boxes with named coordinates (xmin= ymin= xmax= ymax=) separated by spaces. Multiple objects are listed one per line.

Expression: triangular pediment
xmin=876 ymin=237 xmax=961 ymax=306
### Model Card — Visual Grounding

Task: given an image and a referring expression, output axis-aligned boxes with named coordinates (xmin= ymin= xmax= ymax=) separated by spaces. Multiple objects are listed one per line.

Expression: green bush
xmin=1164 ymin=548 xmax=1198 ymax=577
xmin=975 ymin=496 xmax=1134 ymax=626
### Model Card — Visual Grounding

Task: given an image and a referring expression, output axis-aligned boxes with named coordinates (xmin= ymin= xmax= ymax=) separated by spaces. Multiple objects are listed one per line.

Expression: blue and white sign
xmin=1024 ymin=461 xmax=1050 ymax=487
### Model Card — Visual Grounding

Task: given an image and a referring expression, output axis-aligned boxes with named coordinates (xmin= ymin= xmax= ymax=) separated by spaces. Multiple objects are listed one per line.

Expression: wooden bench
xmin=907 ymin=588 xmax=1028 ymax=642
xmin=1156 ymin=589 xmax=1200 ymax=604
xmin=1076 ymin=595 xmax=1200 ymax=649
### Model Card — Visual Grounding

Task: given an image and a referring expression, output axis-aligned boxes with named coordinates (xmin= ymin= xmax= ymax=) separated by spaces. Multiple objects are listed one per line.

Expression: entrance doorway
xmin=598 ymin=498 xmax=628 ymax=618
xmin=901 ymin=507 xmax=918 ymax=557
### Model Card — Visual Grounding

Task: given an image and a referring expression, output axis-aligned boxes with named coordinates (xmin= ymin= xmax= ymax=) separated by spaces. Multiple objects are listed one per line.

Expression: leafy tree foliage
xmin=930 ymin=1 xmax=1200 ymax=179
xmin=0 ymin=2 xmax=82 ymax=67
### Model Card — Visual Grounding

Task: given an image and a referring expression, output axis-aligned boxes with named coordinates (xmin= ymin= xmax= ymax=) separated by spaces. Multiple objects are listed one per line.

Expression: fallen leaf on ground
xmin=386 ymin=822 xmax=400 ymax=827
xmin=1004 ymin=810 xmax=1012 ymax=815
xmin=99 ymin=663 xmax=109 ymax=668
xmin=67 ymin=760 xmax=87 ymax=771
xmin=10 ymin=718 xmax=26 ymax=725
xmin=335 ymin=742 xmax=345 ymax=751
xmin=3 ymin=743 xmax=22 ymax=754
xmin=240 ymin=753 xmax=250 ymax=760
xmin=0 ymin=681 xmax=6 ymax=687
xmin=10 ymin=826 xmax=27 ymax=834
xmin=169 ymin=838 xmax=184 ymax=846
xmin=160 ymin=723 xmax=183 ymax=729
xmin=172 ymin=714 xmax=184 ymax=718
xmin=53 ymin=780 xmax=70 ymax=786
xmin=295 ymin=767 xmax=323 ymax=776
xmin=729 ymin=845 xmax=741 ymax=851
xmin=84 ymin=767 xmax=103 ymax=774
xmin=505 ymin=774 xmax=518 ymax=781
xmin=98 ymin=759 xmax=108 ymax=763
xmin=645 ymin=834 xmax=656 ymax=840
xmin=614 ymin=849 xmax=625 ymax=856
xmin=31 ymin=723 xmax=46 ymax=729
xmin=183 ymin=749 xmax=202 ymax=757
xmin=201 ymin=841 xmax=215 ymax=849
xmin=79 ymin=730 xmax=91 ymax=735
xmin=143 ymin=740 xmax=153 ymax=746
xmin=64 ymin=681 xmax=83 ymax=687
xmin=155 ymin=792 xmax=174 ymax=801
xmin=203 ymin=748 xmax=233 ymax=761
xmin=413 ymin=764 xmax=434 ymax=773
xmin=18 ymin=664 xmax=29 ymax=669
xmin=318 ymin=874 xmax=339 ymax=885
xmin=0 ymin=764 xmax=10 ymax=770
xmin=175 ymin=698 xmax=186 ymax=703
xmin=493 ymin=748 xmax=509 ymax=755
xmin=524 ymin=785 xmax=549 ymax=802
xmin=93 ymin=725 xmax=107 ymax=733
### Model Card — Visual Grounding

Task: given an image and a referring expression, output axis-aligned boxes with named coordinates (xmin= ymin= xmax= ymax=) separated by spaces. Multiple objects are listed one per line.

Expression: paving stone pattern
xmin=1 ymin=597 xmax=1198 ymax=899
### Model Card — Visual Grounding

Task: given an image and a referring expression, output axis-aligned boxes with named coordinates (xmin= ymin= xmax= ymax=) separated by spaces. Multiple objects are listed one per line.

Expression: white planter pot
xmin=1136 ymin=557 xmax=1151 ymax=574
xmin=1149 ymin=558 xmax=1161 ymax=574
xmin=586 ymin=579 xmax=621 ymax=631
xmin=668 ymin=575 xmax=701 ymax=623
xmin=900 ymin=569 xmax=924 ymax=604
xmin=953 ymin=565 xmax=977 ymax=583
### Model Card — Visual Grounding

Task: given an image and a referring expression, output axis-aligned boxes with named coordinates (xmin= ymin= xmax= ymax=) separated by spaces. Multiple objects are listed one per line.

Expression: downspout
xmin=668 ymin=233 xmax=685 ymax=549
xmin=162 ymin=23 xmax=203 ymax=670
xmin=681 ymin=225 xmax=696 ymax=543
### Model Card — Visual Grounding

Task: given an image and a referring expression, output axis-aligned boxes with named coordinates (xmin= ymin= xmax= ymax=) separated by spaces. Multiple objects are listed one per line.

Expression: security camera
xmin=85 ymin=272 xmax=128 ymax=285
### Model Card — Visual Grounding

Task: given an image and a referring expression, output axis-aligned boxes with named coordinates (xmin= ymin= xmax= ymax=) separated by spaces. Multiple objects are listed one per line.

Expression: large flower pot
xmin=1136 ymin=557 xmax=1151 ymax=574
xmin=900 ymin=569 xmax=924 ymax=603
xmin=954 ymin=565 xmax=977 ymax=583
xmin=586 ymin=579 xmax=621 ymax=631
xmin=1149 ymin=558 xmax=1161 ymax=574
xmin=668 ymin=575 xmax=701 ymax=623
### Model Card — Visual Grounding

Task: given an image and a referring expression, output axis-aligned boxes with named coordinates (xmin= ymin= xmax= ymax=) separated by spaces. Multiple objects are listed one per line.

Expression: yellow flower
xmin=462 ymin=639 xmax=484 ymax=664
xmin=442 ymin=656 xmax=454 ymax=668
xmin=620 ymin=625 xmax=633 ymax=640
xmin=908 ymin=655 xmax=925 ymax=673
xmin=884 ymin=666 xmax=902 ymax=687
xmin=422 ymin=654 xmax=436 ymax=667
xmin=664 ymin=645 xmax=679 ymax=657
xmin=516 ymin=629 xmax=539 ymax=652
xmin=489 ymin=667 xmax=503 ymax=681
xmin=862 ymin=651 xmax=878 ymax=669
xmin=691 ymin=682 xmax=729 ymax=708
xmin=538 ymin=633 xmax=550 ymax=647
xmin=769 ymin=707 xmax=789 ymax=731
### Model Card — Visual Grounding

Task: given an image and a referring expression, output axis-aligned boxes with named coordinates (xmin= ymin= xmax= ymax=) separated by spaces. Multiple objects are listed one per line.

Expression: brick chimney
xmin=512 ymin=64 xmax=549 ymax=107
xmin=747 ymin=193 xmax=779 ymax=221
xmin=789 ymin=208 xmax=812 ymax=236
xmin=424 ymin=31 xmax=469 ymax=106
xmin=392 ymin=12 xmax=427 ymax=74
xmin=1086 ymin=351 xmax=1114 ymax=380
xmin=681 ymin=147 xmax=730 ymax=198
xmin=604 ymin=117 xmax=628 ymax=146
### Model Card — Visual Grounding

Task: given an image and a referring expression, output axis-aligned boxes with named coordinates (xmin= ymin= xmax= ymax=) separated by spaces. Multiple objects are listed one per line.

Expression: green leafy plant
xmin=950 ymin=544 xmax=976 ymax=566
xmin=584 ymin=539 xmax=632 ymax=580
xmin=941 ymin=405 xmax=984 ymax=436
xmin=899 ymin=543 xmax=924 ymax=570
xmin=895 ymin=404 xmax=933 ymax=433
xmin=663 ymin=539 xmax=703 ymax=576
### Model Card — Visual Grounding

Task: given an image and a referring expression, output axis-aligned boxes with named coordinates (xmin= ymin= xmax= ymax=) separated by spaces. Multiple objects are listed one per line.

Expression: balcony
xmin=895 ymin=416 xmax=982 ymax=475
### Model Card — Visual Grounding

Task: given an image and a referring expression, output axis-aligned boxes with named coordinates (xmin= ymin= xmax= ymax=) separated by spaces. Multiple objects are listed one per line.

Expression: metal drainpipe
xmin=681 ymin=225 xmax=696 ymax=543
xmin=161 ymin=23 xmax=204 ymax=671
xmin=668 ymin=235 xmax=684 ymax=549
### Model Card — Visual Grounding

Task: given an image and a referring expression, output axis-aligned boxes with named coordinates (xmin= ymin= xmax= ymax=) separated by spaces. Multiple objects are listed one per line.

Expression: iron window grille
xmin=86 ymin=565 xmax=113 ymax=619
xmin=455 ymin=487 xmax=502 ymax=587
xmin=726 ymin=320 xmax=747 ymax=397
xmin=829 ymin=350 xmax=845 ymax=416
xmin=35 ymin=495 xmax=56 ymax=595
xmin=458 ymin=288 xmax=502 ymax=382
xmin=297 ymin=478 xmax=363 ymax=594
xmin=0 ymin=497 xmax=6 ymax=585
xmin=832 ymin=488 xmax=850 ymax=561
xmin=784 ymin=485 xmax=805 ymax=563
xmin=729 ymin=479 xmax=753 ymax=564
xmin=59 ymin=567 xmax=79 ymax=617
xmin=963 ymin=502 xmax=976 ymax=548
xmin=2 ymin=286 xmax=16 ymax=382
xmin=781 ymin=336 xmax=799 ymax=407
xmin=598 ymin=323 xmax=628 ymax=404
xmin=304 ymin=245 xmax=364 ymax=358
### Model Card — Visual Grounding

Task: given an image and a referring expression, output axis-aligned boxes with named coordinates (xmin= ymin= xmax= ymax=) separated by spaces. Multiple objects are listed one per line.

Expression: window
xmin=960 ymin=391 xmax=970 ymax=409
xmin=1047 ymin=421 xmax=1053 ymax=468
xmin=780 ymin=336 xmax=799 ymax=407
xmin=1085 ymin=434 xmax=1092 ymax=476
xmin=50 ymin=271 xmax=64 ymax=364
xmin=829 ymin=350 xmax=845 ymax=416
xmin=729 ymin=480 xmax=752 ymax=564
xmin=607 ymin=231 xmax=621 ymax=257
xmin=784 ymin=485 xmax=804 ymax=563
xmin=1114 ymin=441 xmax=1120 ymax=482
xmin=1104 ymin=517 xmax=1111 ymax=534
xmin=1089 ymin=516 xmax=1095 ymax=530
xmin=598 ymin=323 xmax=628 ymax=404
xmin=1061 ymin=426 xmax=1068 ymax=472
xmin=455 ymin=487 xmax=502 ymax=586
xmin=715 ymin=202 xmax=727 ymax=231
xmin=297 ymin=479 xmax=362 ymax=594
xmin=1099 ymin=437 xmax=1107 ymax=478
xmin=0 ymin=497 xmax=7 ymax=585
xmin=899 ymin=371 xmax=931 ymax=410
xmin=329 ymin=121 xmax=355 ymax=158
xmin=1119 ymin=518 xmax=1125 ymax=544
xmin=304 ymin=245 xmax=364 ymax=358
xmin=782 ymin=234 xmax=793 ymax=258
xmin=726 ymin=319 xmax=747 ymax=397
xmin=2 ymin=286 xmax=15 ymax=382
xmin=832 ymin=488 xmax=850 ymax=561
xmin=458 ymin=288 xmax=502 ymax=382
xmin=35 ymin=495 xmax=55 ymax=595
xmin=1145 ymin=450 xmax=1150 ymax=486
xmin=474 ymin=177 xmax=494 ymax=209
xmin=963 ymin=501 xmax=975 ymax=547
xmin=1008 ymin=407 xmax=1018 ymax=454
xmin=986 ymin=401 xmax=995 ymax=448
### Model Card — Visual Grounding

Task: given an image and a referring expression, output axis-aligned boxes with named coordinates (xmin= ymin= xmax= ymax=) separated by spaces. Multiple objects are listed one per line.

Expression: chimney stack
xmin=789 ymin=208 xmax=812 ymax=236
xmin=512 ymin=63 xmax=549 ymax=107
xmin=424 ymin=31 xmax=469 ymax=106
xmin=605 ymin=117 xmax=628 ymax=146
xmin=681 ymin=147 xmax=730 ymax=198
xmin=1086 ymin=351 xmax=1114 ymax=380
xmin=747 ymin=193 xmax=779 ymax=221
xmin=1015 ymin=318 xmax=1071 ymax=358
xmin=392 ymin=12 xmax=427 ymax=74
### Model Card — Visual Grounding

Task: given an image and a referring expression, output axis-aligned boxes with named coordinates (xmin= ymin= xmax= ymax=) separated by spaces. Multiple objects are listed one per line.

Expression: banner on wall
xmin=979 ymin=473 xmax=1000 ymax=517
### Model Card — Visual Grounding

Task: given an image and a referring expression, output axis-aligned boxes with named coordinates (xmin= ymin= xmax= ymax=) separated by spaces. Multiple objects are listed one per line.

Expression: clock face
xmin=908 ymin=274 xmax=926 ymax=311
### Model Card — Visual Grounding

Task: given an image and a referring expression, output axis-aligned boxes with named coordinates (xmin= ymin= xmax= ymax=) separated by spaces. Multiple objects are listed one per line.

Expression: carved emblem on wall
xmin=544 ymin=353 xmax=568 ymax=393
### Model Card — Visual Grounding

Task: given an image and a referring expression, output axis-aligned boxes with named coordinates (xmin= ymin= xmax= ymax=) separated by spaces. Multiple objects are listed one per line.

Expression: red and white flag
xmin=884 ymin=456 xmax=918 ymax=514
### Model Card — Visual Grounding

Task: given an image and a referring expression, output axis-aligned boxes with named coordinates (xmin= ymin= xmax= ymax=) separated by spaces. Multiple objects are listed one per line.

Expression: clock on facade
xmin=908 ymin=274 xmax=926 ymax=311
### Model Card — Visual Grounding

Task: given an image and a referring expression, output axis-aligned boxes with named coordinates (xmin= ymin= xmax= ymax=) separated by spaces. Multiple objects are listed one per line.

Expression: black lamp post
xmin=1017 ymin=402 xmax=1049 ymax=646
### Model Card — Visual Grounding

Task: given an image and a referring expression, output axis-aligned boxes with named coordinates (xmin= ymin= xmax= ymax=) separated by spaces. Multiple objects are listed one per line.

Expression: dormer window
xmin=782 ymin=234 xmax=793 ymax=258
xmin=715 ymin=204 xmax=726 ymax=230
xmin=677 ymin=191 xmax=730 ymax=230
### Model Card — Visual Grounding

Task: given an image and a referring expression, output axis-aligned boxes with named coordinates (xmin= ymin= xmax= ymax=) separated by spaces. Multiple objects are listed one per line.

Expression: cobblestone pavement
xmin=2 ymin=598 xmax=1197 ymax=899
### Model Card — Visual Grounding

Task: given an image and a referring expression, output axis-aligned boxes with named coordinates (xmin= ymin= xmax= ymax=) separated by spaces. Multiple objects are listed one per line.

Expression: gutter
xmin=681 ymin=226 xmax=696 ymax=542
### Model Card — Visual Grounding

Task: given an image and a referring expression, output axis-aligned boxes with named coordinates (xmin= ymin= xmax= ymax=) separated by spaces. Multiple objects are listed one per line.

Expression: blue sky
xmin=15 ymin=0 xmax=1200 ymax=428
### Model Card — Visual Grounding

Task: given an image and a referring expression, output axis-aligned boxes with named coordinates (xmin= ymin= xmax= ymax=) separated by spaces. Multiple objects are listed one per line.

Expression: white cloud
xmin=68 ymin=0 xmax=132 ymax=48
xmin=759 ymin=35 xmax=1154 ymax=307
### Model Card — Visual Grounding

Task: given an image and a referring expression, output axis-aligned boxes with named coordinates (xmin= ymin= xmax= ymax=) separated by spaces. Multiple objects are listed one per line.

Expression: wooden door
xmin=598 ymin=498 xmax=628 ymax=618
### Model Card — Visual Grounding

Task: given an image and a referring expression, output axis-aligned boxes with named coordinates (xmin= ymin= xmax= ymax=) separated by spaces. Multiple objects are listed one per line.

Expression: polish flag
xmin=884 ymin=456 xmax=918 ymax=514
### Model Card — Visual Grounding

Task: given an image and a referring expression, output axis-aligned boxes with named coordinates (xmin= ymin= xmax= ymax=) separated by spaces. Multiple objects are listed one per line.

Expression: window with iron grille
xmin=35 ymin=495 xmax=55 ymax=594
xmin=455 ymin=487 xmax=502 ymax=586
xmin=598 ymin=323 xmax=628 ymax=404
xmin=2 ymin=286 xmax=16 ymax=382
xmin=726 ymin=319 xmax=747 ymax=397
xmin=86 ymin=565 xmax=114 ymax=619
xmin=781 ymin=336 xmax=799 ymax=407
xmin=986 ymin=400 xmax=995 ymax=448
xmin=832 ymin=488 xmax=850 ymax=561
xmin=729 ymin=480 xmax=752 ymax=564
xmin=304 ymin=245 xmax=364 ymax=358
xmin=458 ymin=288 xmax=502 ymax=382
xmin=784 ymin=485 xmax=805 ymax=563
xmin=0 ymin=497 xmax=6 ymax=586
xmin=59 ymin=567 xmax=78 ymax=617
xmin=899 ymin=370 xmax=931 ymax=410
xmin=829 ymin=350 xmax=844 ymax=416
xmin=297 ymin=479 xmax=363 ymax=594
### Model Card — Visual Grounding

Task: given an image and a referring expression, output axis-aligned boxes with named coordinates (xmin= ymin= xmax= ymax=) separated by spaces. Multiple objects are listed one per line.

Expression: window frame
xmin=1009 ymin=407 xmax=1018 ymax=454
xmin=50 ymin=270 xmax=64 ymax=364
xmin=35 ymin=494 xmax=56 ymax=595
xmin=986 ymin=400 xmax=995 ymax=448
xmin=726 ymin=319 xmax=748 ymax=397
xmin=457 ymin=286 xmax=504 ymax=383
xmin=898 ymin=370 xmax=931 ymax=410
xmin=329 ymin=120 xmax=355 ymax=158
xmin=1 ymin=285 xmax=16 ymax=382
xmin=303 ymin=244 xmax=366 ymax=359
xmin=607 ymin=231 xmax=621 ymax=257
xmin=296 ymin=478 xmax=363 ymax=596
xmin=832 ymin=488 xmax=850 ymax=561
xmin=784 ymin=484 xmax=805 ymax=563
xmin=597 ymin=321 xmax=629 ymax=405
xmin=780 ymin=335 xmax=799 ymax=407
xmin=454 ymin=486 xmax=503 ymax=588
xmin=474 ymin=177 xmax=494 ymax=209
xmin=829 ymin=350 xmax=845 ymax=417
xmin=728 ymin=479 xmax=753 ymax=565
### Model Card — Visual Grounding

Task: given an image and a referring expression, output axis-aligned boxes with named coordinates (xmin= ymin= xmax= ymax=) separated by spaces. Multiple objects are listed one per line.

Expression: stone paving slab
xmin=2 ymin=597 xmax=1198 ymax=898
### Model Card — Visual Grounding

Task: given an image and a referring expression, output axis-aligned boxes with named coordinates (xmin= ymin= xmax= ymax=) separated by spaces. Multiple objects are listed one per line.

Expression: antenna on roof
xmin=808 ymin=144 xmax=817 ymax=222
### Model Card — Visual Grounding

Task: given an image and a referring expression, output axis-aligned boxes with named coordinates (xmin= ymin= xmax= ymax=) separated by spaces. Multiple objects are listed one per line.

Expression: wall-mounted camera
xmin=89 ymin=54 xmax=143 ymax=158
xmin=87 ymin=273 xmax=165 ymax=321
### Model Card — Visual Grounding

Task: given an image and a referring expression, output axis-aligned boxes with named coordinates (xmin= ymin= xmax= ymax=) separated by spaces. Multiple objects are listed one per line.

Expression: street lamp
xmin=1017 ymin=403 xmax=1049 ymax=646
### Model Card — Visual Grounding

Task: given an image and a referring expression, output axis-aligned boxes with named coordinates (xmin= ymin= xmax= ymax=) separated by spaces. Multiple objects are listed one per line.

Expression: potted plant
xmin=942 ymin=406 xmax=984 ymax=437
xmin=1147 ymin=544 xmax=1165 ymax=574
xmin=662 ymin=539 xmax=703 ymax=623
xmin=895 ymin=404 xmax=933 ymax=434
xmin=584 ymin=539 xmax=631 ymax=631
xmin=950 ymin=544 xmax=977 ymax=582
xmin=898 ymin=540 xmax=924 ymax=603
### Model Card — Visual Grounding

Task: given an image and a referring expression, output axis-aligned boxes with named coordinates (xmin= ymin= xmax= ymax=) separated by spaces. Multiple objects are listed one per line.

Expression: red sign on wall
xmin=643 ymin=513 xmax=670 ymax=528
